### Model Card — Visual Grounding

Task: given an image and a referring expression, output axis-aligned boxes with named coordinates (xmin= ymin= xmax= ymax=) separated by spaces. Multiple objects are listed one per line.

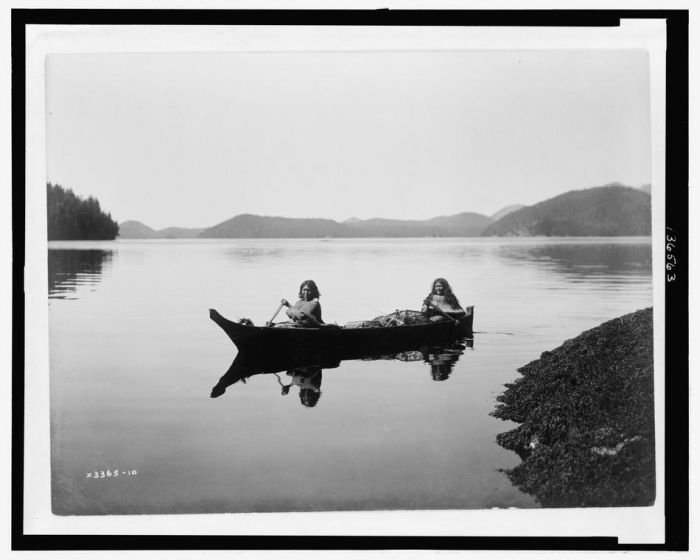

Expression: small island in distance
xmin=118 ymin=184 xmax=651 ymax=240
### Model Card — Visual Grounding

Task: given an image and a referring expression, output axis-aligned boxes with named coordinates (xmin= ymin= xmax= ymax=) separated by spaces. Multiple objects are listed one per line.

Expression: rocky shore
xmin=492 ymin=307 xmax=655 ymax=507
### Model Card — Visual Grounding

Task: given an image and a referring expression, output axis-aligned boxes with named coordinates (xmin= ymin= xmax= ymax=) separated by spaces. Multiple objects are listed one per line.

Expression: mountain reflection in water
xmin=496 ymin=241 xmax=651 ymax=279
xmin=211 ymin=338 xmax=473 ymax=403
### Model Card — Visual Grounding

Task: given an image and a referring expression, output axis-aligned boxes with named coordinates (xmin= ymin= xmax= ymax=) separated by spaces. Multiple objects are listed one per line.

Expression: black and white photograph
xmin=14 ymin=7 xmax=690 ymax=551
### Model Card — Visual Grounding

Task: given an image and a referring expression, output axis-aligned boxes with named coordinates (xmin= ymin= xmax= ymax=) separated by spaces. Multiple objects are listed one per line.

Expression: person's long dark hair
xmin=298 ymin=279 xmax=321 ymax=299
xmin=427 ymin=278 xmax=461 ymax=308
xmin=299 ymin=370 xmax=323 ymax=408
xmin=300 ymin=388 xmax=322 ymax=408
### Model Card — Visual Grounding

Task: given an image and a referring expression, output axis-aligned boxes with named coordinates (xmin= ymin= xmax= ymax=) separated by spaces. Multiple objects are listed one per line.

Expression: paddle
xmin=424 ymin=299 xmax=461 ymax=326
xmin=269 ymin=298 xmax=340 ymax=329
xmin=266 ymin=300 xmax=286 ymax=326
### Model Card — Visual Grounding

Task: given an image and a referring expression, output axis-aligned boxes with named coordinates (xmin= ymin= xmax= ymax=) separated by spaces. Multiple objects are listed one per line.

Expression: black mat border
xmin=11 ymin=8 xmax=689 ymax=552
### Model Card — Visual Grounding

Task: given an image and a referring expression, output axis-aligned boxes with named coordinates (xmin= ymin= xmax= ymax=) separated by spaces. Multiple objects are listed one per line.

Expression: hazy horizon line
xmin=117 ymin=181 xmax=650 ymax=230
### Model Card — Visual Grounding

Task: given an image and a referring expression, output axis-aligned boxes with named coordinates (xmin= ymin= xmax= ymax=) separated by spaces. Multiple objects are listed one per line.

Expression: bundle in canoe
xmin=209 ymin=306 xmax=474 ymax=355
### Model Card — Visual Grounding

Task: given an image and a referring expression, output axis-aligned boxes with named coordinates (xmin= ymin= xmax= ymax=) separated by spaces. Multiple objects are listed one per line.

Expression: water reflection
xmin=497 ymin=242 xmax=651 ymax=279
xmin=48 ymin=249 xmax=114 ymax=299
xmin=225 ymin=247 xmax=287 ymax=261
xmin=211 ymin=338 xmax=472 ymax=401
xmin=280 ymin=366 xmax=323 ymax=407
xmin=426 ymin=341 xmax=469 ymax=381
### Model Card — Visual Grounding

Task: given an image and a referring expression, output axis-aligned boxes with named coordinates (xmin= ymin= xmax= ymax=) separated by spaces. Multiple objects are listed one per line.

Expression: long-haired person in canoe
xmin=421 ymin=277 xmax=466 ymax=321
xmin=281 ymin=279 xmax=325 ymax=327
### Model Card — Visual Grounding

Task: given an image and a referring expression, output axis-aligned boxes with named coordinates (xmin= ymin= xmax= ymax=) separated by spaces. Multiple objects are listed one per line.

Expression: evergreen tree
xmin=47 ymin=183 xmax=120 ymax=240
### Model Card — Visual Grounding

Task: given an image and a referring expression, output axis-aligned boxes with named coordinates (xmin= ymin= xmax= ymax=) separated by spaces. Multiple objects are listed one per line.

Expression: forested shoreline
xmin=47 ymin=183 xmax=119 ymax=240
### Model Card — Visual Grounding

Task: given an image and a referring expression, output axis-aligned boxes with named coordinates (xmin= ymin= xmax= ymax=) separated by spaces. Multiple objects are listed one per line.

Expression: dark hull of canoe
xmin=209 ymin=306 xmax=473 ymax=357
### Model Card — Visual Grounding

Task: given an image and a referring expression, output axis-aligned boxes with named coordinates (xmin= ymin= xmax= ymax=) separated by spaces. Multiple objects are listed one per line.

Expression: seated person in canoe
xmin=281 ymin=279 xmax=326 ymax=328
xmin=421 ymin=278 xmax=467 ymax=322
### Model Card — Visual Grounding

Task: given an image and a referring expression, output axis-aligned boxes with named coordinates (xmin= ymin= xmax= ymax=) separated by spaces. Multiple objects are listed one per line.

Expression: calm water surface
xmin=48 ymin=238 xmax=652 ymax=514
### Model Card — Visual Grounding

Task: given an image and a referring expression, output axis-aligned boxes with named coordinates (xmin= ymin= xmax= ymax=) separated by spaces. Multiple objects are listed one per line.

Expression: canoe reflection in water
xmin=210 ymin=338 xmax=473 ymax=403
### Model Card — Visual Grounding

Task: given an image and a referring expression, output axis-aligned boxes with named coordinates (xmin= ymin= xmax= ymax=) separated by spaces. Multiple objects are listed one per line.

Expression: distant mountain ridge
xmin=337 ymin=212 xmax=493 ymax=238
xmin=481 ymin=186 xmax=651 ymax=237
xmin=200 ymin=214 xmax=353 ymax=238
xmin=491 ymin=204 xmax=525 ymax=221
xmin=119 ymin=184 xmax=651 ymax=239
xmin=197 ymin=212 xmax=493 ymax=238
xmin=119 ymin=220 xmax=204 ymax=239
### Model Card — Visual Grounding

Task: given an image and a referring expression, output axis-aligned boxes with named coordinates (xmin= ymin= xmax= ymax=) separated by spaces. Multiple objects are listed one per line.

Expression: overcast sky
xmin=46 ymin=49 xmax=650 ymax=230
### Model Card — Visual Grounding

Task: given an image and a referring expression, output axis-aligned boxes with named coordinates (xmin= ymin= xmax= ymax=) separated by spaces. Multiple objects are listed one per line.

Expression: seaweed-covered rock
xmin=492 ymin=308 xmax=655 ymax=507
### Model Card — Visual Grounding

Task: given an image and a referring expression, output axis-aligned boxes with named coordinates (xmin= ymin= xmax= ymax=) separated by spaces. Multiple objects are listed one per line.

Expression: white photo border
xmin=15 ymin=9 xmax=685 ymax=550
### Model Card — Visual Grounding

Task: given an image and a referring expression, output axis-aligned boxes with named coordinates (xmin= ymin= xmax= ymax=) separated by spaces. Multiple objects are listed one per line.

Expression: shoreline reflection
xmin=48 ymin=249 xmax=114 ymax=299
xmin=497 ymin=242 xmax=651 ymax=280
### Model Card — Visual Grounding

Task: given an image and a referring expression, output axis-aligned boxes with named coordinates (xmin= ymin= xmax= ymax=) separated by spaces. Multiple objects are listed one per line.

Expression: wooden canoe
xmin=209 ymin=306 xmax=473 ymax=356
